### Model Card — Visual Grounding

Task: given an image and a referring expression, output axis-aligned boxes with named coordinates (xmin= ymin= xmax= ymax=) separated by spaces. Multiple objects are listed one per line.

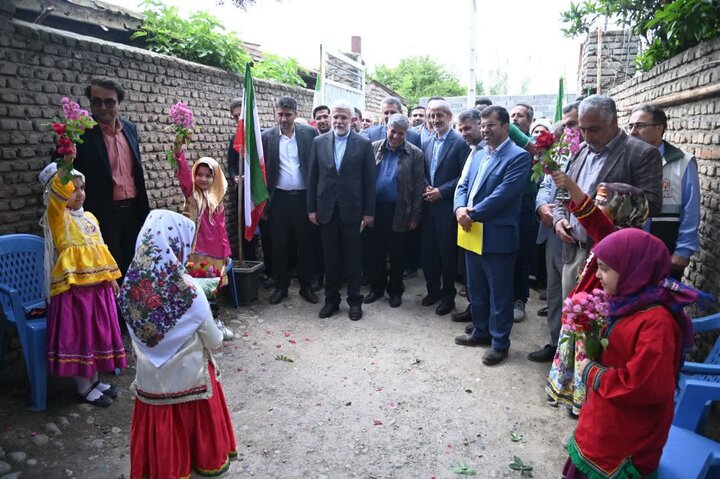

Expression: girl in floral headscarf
xmin=546 ymin=172 xmax=650 ymax=416
xmin=172 ymin=137 xmax=233 ymax=340
xmin=118 ymin=210 xmax=236 ymax=479
xmin=562 ymin=228 xmax=712 ymax=479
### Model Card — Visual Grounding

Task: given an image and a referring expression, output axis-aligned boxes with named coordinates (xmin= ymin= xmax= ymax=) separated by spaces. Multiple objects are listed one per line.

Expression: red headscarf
xmin=593 ymin=228 xmax=712 ymax=354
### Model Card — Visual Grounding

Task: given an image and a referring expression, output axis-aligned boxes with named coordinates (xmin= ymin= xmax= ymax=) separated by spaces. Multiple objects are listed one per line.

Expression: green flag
xmin=554 ymin=77 xmax=564 ymax=123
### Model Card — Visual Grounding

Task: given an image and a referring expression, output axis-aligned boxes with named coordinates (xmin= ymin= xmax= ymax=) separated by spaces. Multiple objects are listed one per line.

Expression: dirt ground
xmin=0 ymin=276 xmax=576 ymax=479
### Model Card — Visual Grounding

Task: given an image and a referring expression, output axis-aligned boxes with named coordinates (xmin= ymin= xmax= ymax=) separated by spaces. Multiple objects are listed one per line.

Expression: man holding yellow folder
xmin=453 ymin=106 xmax=532 ymax=366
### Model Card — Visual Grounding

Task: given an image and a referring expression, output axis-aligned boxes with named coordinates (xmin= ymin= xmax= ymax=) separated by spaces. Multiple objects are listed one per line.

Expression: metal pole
xmin=467 ymin=0 xmax=477 ymax=108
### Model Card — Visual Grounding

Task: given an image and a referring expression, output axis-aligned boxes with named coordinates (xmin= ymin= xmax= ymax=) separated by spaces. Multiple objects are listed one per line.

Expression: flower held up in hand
xmin=166 ymin=102 xmax=195 ymax=168
xmin=49 ymin=97 xmax=97 ymax=183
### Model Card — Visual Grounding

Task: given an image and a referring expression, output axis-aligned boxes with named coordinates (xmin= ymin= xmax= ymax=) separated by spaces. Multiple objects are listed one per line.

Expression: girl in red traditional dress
xmin=118 ymin=210 xmax=236 ymax=479
xmin=562 ymin=228 xmax=711 ymax=479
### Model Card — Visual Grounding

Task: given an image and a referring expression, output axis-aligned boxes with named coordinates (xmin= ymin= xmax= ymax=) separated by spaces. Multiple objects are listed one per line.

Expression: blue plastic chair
xmin=681 ymin=313 xmax=720 ymax=387
xmin=0 ymin=234 xmax=48 ymax=410
xmin=660 ymin=379 xmax=720 ymax=478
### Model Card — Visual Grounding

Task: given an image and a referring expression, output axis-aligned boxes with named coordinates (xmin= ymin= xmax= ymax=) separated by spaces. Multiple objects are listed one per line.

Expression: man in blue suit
xmin=421 ymin=99 xmax=471 ymax=315
xmin=453 ymin=106 xmax=532 ymax=365
xmin=362 ymin=96 xmax=422 ymax=150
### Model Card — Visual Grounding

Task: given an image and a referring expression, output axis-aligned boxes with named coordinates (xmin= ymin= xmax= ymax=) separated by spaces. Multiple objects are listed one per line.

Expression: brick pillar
xmin=579 ymin=29 xmax=640 ymax=95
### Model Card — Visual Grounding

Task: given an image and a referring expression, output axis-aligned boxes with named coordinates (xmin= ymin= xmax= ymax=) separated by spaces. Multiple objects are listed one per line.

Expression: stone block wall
xmin=580 ymin=29 xmax=640 ymax=94
xmin=608 ymin=38 xmax=720 ymax=300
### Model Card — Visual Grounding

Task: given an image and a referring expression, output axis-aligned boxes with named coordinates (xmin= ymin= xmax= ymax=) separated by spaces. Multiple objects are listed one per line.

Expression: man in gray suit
xmin=553 ymin=94 xmax=663 ymax=298
xmin=262 ymin=96 xmax=320 ymax=305
xmin=307 ymin=100 xmax=376 ymax=320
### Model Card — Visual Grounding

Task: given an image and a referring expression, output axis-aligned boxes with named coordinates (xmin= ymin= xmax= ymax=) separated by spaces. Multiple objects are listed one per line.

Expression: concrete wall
xmin=421 ymin=94 xmax=578 ymax=122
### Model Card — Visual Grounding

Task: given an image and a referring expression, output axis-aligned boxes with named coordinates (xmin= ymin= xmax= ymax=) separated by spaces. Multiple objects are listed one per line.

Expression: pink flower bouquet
xmin=560 ymin=288 xmax=610 ymax=360
xmin=50 ymin=97 xmax=97 ymax=183
xmin=166 ymin=102 xmax=195 ymax=168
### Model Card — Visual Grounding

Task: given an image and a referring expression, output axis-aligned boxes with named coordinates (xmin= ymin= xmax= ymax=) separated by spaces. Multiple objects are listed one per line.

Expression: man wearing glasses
xmin=626 ymin=104 xmax=700 ymax=279
xmin=552 ymin=94 xmax=662 ymax=298
xmin=73 ymin=76 xmax=149 ymax=280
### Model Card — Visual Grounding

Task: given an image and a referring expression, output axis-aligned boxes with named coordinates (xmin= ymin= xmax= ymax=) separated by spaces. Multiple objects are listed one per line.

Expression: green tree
xmin=370 ymin=56 xmax=465 ymax=107
xmin=132 ymin=0 xmax=303 ymax=86
xmin=486 ymin=69 xmax=509 ymax=95
xmin=561 ymin=0 xmax=720 ymax=71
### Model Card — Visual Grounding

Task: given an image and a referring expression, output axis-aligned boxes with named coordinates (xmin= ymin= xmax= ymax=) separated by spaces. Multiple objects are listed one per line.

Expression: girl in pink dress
xmin=173 ymin=138 xmax=233 ymax=340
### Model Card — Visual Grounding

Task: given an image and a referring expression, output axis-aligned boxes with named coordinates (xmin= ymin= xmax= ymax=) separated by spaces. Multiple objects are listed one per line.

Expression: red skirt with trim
xmin=130 ymin=362 xmax=237 ymax=479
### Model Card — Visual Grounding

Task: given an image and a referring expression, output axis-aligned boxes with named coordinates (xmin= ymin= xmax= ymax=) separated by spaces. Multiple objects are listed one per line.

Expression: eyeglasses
xmin=625 ymin=122 xmax=660 ymax=131
xmin=89 ymin=97 xmax=117 ymax=108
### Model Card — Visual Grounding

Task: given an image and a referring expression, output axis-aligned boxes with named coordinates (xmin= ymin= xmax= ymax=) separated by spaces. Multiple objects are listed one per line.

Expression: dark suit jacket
xmin=69 ymin=118 xmax=149 ymax=234
xmin=554 ymin=130 xmax=663 ymax=224
xmin=423 ymin=129 xmax=471 ymax=203
xmin=454 ymin=140 xmax=532 ymax=253
xmin=261 ymin=124 xmax=319 ymax=200
xmin=227 ymin=133 xmax=240 ymax=180
xmin=362 ymin=124 xmax=422 ymax=150
xmin=307 ymin=130 xmax=376 ymax=225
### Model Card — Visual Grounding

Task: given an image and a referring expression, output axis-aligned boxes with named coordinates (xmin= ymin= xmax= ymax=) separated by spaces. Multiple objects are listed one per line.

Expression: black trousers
xmin=269 ymin=189 xmax=314 ymax=291
xmin=103 ymin=199 xmax=141 ymax=279
xmin=320 ymin=206 xmax=363 ymax=306
xmin=421 ymin=202 xmax=457 ymax=300
xmin=258 ymin=218 xmax=273 ymax=277
xmin=369 ymin=203 xmax=406 ymax=296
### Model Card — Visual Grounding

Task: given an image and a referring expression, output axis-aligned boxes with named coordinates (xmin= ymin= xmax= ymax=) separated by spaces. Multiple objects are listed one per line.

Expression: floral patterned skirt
xmin=545 ymin=326 xmax=586 ymax=415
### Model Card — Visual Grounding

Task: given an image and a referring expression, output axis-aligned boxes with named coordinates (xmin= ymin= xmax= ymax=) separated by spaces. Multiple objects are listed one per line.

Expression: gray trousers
xmin=561 ymin=243 xmax=588 ymax=300
xmin=545 ymin=233 xmax=564 ymax=346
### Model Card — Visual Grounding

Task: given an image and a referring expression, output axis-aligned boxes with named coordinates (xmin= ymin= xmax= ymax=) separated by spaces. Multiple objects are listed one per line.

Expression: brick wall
xmin=0 ymin=15 xmax=314 ymax=250
xmin=580 ymin=29 xmax=640 ymax=94
xmin=607 ymin=38 xmax=720 ymax=299
xmin=0 ymin=14 xmax=316 ymax=364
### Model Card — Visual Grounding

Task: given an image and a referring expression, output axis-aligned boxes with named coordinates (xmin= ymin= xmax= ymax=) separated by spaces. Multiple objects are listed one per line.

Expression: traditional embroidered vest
xmin=650 ymin=142 xmax=693 ymax=254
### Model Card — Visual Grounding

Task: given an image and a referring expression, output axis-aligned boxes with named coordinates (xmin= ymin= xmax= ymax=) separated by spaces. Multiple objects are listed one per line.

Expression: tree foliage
xmin=561 ymin=0 xmax=720 ymax=71
xmin=131 ymin=0 xmax=303 ymax=86
xmin=370 ymin=56 xmax=465 ymax=107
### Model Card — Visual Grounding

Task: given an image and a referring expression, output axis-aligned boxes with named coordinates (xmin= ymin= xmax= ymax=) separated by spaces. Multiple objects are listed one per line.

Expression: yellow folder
xmin=457 ymin=222 xmax=483 ymax=255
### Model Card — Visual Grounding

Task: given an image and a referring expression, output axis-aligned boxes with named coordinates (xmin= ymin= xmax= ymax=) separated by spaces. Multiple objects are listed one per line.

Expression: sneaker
xmin=513 ymin=300 xmax=526 ymax=322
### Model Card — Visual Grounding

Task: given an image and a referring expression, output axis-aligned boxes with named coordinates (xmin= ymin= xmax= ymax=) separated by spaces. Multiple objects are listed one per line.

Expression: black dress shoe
xmin=388 ymin=295 xmax=402 ymax=308
xmin=263 ymin=277 xmax=276 ymax=289
xmin=268 ymin=289 xmax=288 ymax=305
xmin=363 ymin=291 xmax=384 ymax=304
xmin=464 ymin=323 xmax=474 ymax=334
xmin=421 ymin=293 xmax=441 ymax=307
xmin=319 ymin=303 xmax=339 ymax=318
xmin=299 ymin=289 xmax=319 ymax=304
xmin=454 ymin=334 xmax=491 ymax=347
xmin=436 ymin=299 xmax=455 ymax=316
xmin=451 ymin=305 xmax=471 ymax=322
xmin=527 ymin=344 xmax=556 ymax=362
xmin=310 ymin=278 xmax=323 ymax=292
xmin=349 ymin=304 xmax=362 ymax=321
xmin=537 ymin=306 xmax=549 ymax=317
xmin=482 ymin=348 xmax=508 ymax=366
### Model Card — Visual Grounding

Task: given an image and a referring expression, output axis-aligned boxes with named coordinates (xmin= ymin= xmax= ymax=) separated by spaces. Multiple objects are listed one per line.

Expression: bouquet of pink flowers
xmin=50 ymin=97 xmax=97 ymax=183
xmin=560 ymin=288 xmax=610 ymax=360
xmin=530 ymin=127 xmax=582 ymax=182
xmin=166 ymin=102 xmax=195 ymax=168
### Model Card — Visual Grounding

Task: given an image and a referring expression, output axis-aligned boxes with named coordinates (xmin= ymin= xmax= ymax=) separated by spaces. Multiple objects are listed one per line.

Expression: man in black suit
xmin=72 ymin=77 xmax=149 ymax=278
xmin=362 ymin=96 xmax=423 ymax=150
xmin=262 ymin=96 xmax=320 ymax=305
xmin=307 ymin=100 xmax=376 ymax=320
xmin=421 ymin=99 xmax=471 ymax=315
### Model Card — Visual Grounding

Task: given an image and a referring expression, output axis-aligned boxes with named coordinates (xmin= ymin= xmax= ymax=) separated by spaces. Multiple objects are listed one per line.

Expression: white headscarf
xmin=118 ymin=210 xmax=212 ymax=368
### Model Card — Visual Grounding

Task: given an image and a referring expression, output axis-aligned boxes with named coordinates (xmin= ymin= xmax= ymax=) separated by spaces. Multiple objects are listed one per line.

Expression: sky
xmin=108 ymin=0 xmax=583 ymax=95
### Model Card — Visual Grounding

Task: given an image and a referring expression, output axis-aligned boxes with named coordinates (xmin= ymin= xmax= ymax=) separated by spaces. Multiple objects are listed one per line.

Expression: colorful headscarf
xmin=188 ymin=157 xmax=228 ymax=222
xmin=594 ymin=182 xmax=649 ymax=229
xmin=593 ymin=228 xmax=713 ymax=354
xmin=118 ymin=209 xmax=212 ymax=368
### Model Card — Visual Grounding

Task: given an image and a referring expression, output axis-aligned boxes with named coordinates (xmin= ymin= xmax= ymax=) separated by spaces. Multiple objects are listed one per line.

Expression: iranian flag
xmin=234 ymin=63 xmax=268 ymax=241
